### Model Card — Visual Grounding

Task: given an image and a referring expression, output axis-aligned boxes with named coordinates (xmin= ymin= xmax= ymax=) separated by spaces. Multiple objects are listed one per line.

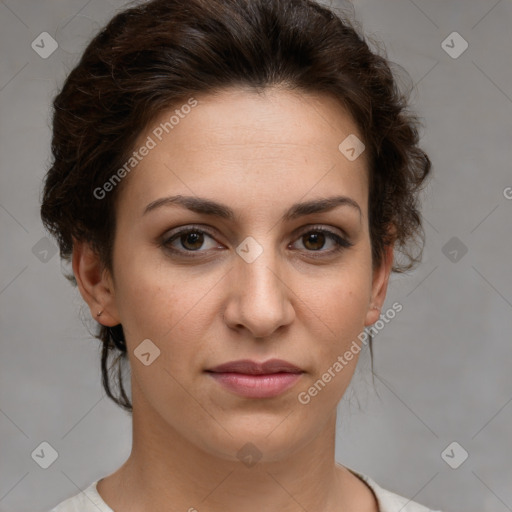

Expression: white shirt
xmin=49 ymin=468 xmax=442 ymax=512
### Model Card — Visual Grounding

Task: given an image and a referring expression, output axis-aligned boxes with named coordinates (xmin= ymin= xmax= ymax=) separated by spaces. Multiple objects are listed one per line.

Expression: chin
xmin=192 ymin=417 xmax=314 ymax=465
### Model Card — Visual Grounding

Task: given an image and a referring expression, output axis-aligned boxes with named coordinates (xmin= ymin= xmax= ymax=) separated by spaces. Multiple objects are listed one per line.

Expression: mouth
xmin=205 ymin=359 xmax=304 ymax=398
xmin=206 ymin=358 xmax=304 ymax=375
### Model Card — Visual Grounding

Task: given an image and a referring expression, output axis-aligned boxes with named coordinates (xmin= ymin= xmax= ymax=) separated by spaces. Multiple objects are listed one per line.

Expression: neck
xmin=104 ymin=384 xmax=354 ymax=512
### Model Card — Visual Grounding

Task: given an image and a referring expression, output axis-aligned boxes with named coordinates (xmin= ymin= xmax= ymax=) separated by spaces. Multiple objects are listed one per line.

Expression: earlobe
xmin=71 ymin=238 xmax=120 ymax=327
xmin=364 ymin=244 xmax=394 ymax=327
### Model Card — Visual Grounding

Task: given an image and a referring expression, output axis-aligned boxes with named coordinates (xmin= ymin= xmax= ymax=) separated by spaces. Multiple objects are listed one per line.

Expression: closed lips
xmin=206 ymin=358 xmax=304 ymax=375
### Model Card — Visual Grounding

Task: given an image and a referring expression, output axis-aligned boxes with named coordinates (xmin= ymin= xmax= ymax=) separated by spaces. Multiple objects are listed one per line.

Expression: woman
xmin=41 ymin=0 xmax=440 ymax=510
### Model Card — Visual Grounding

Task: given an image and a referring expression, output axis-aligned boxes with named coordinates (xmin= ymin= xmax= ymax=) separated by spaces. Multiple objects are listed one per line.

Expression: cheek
xmin=110 ymin=246 xmax=178 ymax=340
xmin=112 ymin=249 xmax=217 ymax=360
xmin=301 ymin=263 xmax=372 ymax=367
xmin=308 ymin=263 xmax=372 ymax=329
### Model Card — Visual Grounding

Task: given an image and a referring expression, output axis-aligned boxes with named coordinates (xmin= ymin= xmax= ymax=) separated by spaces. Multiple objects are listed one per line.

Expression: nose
xmin=222 ymin=239 xmax=295 ymax=339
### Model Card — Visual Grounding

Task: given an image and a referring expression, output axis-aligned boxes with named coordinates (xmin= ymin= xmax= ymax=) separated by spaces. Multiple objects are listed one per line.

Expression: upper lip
xmin=206 ymin=358 xmax=304 ymax=375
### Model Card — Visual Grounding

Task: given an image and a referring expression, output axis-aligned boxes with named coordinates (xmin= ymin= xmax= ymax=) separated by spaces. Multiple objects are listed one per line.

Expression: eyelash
xmin=160 ymin=224 xmax=354 ymax=259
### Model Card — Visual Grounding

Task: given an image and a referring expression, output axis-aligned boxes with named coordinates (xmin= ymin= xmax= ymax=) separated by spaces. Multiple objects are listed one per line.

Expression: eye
xmin=290 ymin=226 xmax=354 ymax=257
xmin=160 ymin=224 xmax=354 ymax=258
xmin=162 ymin=226 xmax=220 ymax=255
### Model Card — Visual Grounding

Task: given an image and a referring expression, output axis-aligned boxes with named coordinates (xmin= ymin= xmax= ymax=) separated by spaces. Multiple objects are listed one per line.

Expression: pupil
xmin=305 ymin=232 xmax=324 ymax=250
xmin=184 ymin=232 xmax=203 ymax=250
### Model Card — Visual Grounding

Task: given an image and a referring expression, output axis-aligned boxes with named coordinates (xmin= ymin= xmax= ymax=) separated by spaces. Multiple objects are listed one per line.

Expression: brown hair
xmin=40 ymin=0 xmax=432 ymax=413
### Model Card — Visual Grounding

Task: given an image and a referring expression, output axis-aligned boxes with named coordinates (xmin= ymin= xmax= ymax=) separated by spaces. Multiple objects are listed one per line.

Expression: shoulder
xmin=49 ymin=472 xmax=443 ymax=512
xmin=346 ymin=467 xmax=443 ymax=512
xmin=48 ymin=480 xmax=113 ymax=512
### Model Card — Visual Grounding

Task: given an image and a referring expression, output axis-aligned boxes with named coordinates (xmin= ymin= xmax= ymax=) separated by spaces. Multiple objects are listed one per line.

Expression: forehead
xmin=116 ymin=87 xmax=369 ymax=222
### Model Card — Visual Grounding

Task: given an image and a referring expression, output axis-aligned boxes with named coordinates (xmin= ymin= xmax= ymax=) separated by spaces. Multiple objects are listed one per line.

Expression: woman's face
xmin=80 ymin=87 xmax=393 ymax=461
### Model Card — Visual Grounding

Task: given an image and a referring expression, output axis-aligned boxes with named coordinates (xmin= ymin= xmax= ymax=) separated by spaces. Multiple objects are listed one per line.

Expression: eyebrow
xmin=143 ymin=194 xmax=362 ymax=223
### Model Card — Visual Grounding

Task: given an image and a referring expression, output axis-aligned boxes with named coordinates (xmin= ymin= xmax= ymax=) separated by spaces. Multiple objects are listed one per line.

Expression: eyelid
xmin=162 ymin=223 xmax=351 ymax=243
xmin=160 ymin=223 xmax=354 ymax=259
xmin=161 ymin=223 xmax=218 ymax=242
xmin=294 ymin=224 xmax=354 ymax=252
xmin=292 ymin=223 xmax=350 ymax=241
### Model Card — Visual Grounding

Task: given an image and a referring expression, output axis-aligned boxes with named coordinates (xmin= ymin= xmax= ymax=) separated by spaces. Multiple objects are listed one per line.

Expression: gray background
xmin=1 ymin=0 xmax=511 ymax=511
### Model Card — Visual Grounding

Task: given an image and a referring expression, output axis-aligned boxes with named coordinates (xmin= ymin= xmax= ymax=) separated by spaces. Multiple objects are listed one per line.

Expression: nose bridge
xmin=226 ymin=232 xmax=293 ymax=336
xmin=236 ymin=232 xmax=283 ymax=299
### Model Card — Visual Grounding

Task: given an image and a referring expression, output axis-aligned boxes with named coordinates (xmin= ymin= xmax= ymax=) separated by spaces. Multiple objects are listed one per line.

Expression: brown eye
xmin=302 ymin=231 xmax=327 ymax=251
xmin=161 ymin=224 xmax=353 ymax=260
xmin=162 ymin=227 xmax=219 ymax=255
xmin=292 ymin=228 xmax=353 ymax=256
xmin=180 ymin=231 xmax=205 ymax=250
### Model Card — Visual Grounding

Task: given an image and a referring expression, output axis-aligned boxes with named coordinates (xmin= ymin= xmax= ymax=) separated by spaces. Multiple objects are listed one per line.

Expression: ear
xmin=72 ymin=238 xmax=120 ymax=327
xmin=364 ymin=243 xmax=394 ymax=327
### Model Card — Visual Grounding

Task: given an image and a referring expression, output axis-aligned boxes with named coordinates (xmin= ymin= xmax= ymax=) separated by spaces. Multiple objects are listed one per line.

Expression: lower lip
xmin=207 ymin=372 xmax=303 ymax=398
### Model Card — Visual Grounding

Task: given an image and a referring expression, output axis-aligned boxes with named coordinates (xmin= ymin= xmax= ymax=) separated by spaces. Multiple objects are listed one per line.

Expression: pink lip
xmin=207 ymin=372 xmax=303 ymax=398
xmin=205 ymin=358 xmax=304 ymax=398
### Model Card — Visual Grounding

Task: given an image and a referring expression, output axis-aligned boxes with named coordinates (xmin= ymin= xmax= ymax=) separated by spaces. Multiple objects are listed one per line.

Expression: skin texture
xmin=73 ymin=86 xmax=394 ymax=511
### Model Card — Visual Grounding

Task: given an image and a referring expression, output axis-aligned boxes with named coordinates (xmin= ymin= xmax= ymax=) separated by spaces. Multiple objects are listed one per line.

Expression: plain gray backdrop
xmin=1 ymin=0 xmax=511 ymax=511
